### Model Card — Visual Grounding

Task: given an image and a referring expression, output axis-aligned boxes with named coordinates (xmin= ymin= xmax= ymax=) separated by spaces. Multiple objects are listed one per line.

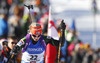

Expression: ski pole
xmin=7 ymin=52 xmax=15 ymax=63
xmin=24 ymin=4 xmax=33 ymax=23
xmin=58 ymin=20 xmax=65 ymax=63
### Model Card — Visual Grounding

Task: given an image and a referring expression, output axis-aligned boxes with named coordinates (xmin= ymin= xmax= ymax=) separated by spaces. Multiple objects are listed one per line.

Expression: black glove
xmin=60 ymin=20 xmax=66 ymax=31
xmin=60 ymin=20 xmax=66 ymax=46
xmin=10 ymin=45 xmax=20 ymax=55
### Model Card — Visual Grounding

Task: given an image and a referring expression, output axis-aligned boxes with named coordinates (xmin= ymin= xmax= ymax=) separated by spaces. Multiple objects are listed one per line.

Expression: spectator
xmin=0 ymin=39 xmax=9 ymax=58
xmin=82 ymin=48 xmax=93 ymax=63
xmin=7 ymin=36 xmax=18 ymax=50
xmin=7 ymin=36 xmax=21 ymax=63
xmin=8 ymin=5 xmax=22 ymax=39
xmin=0 ymin=13 xmax=8 ymax=39
xmin=0 ymin=44 xmax=7 ymax=63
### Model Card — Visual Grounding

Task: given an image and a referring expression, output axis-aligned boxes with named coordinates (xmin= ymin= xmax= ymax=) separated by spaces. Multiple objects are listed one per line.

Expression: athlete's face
xmin=31 ymin=34 xmax=41 ymax=41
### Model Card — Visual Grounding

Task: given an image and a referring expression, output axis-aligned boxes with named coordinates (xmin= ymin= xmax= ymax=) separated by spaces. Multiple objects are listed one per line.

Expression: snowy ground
xmin=50 ymin=0 xmax=100 ymax=48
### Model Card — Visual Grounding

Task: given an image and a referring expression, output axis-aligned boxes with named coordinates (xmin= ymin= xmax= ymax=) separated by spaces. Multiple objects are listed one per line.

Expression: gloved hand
xmin=60 ymin=20 xmax=66 ymax=46
xmin=60 ymin=20 xmax=66 ymax=31
xmin=10 ymin=45 xmax=20 ymax=55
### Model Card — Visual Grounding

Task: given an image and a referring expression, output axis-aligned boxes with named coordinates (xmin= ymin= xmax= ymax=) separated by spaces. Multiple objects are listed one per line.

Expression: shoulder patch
xmin=17 ymin=39 xmax=25 ymax=46
xmin=47 ymin=36 xmax=51 ymax=39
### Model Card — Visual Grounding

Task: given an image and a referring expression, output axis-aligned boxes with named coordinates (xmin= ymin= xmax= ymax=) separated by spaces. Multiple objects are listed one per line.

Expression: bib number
xmin=30 ymin=55 xmax=38 ymax=60
xmin=28 ymin=55 xmax=40 ymax=61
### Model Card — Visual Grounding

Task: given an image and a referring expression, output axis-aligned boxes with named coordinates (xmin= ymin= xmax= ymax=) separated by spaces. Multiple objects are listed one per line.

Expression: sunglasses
xmin=11 ymin=42 xmax=17 ymax=45
xmin=32 ymin=34 xmax=41 ymax=37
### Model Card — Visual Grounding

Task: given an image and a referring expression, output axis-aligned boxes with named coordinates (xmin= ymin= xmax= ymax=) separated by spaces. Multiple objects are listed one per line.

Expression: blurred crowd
xmin=0 ymin=0 xmax=100 ymax=63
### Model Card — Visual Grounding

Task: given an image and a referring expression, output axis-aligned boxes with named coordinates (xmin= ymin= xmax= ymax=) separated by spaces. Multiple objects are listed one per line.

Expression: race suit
xmin=16 ymin=35 xmax=61 ymax=63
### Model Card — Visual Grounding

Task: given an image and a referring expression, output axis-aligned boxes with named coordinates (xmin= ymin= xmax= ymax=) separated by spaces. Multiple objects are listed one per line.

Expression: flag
xmin=66 ymin=18 xmax=76 ymax=42
xmin=47 ymin=6 xmax=59 ymax=40
xmin=45 ymin=44 xmax=57 ymax=63
xmin=45 ymin=6 xmax=58 ymax=63
xmin=70 ymin=18 xmax=76 ymax=31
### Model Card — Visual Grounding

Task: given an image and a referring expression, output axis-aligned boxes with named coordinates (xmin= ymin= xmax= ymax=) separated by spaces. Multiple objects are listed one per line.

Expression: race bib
xmin=22 ymin=51 xmax=45 ymax=63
